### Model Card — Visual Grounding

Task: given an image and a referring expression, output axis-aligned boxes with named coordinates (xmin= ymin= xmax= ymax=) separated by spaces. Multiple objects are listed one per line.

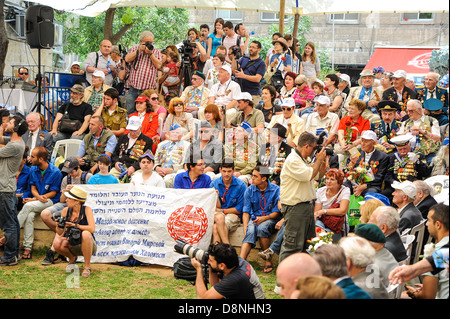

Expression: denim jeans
xmin=125 ymin=87 xmax=144 ymax=115
xmin=242 ymin=218 xmax=278 ymax=247
xmin=18 ymin=200 xmax=54 ymax=250
xmin=0 ymin=192 xmax=20 ymax=262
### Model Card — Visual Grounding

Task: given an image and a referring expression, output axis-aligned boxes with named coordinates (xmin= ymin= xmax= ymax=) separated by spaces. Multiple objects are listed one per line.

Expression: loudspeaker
xmin=26 ymin=5 xmax=54 ymax=49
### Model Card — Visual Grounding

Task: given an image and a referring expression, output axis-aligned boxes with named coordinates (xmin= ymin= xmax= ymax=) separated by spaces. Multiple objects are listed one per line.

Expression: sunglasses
xmin=200 ymin=130 xmax=210 ymax=134
xmin=282 ymin=107 xmax=293 ymax=111
xmin=296 ymin=83 xmax=305 ymax=86
xmin=150 ymin=97 xmax=159 ymax=100
xmin=19 ymin=72 xmax=28 ymax=75
xmin=173 ymin=103 xmax=184 ymax=107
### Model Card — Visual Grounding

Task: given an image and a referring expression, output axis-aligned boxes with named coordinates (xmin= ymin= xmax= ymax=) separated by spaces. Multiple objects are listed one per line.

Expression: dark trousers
xmin=0 ymin=192 xmax=20 ymax=262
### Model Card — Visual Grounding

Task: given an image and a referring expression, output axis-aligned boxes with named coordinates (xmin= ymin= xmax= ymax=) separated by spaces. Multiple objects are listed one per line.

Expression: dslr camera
xmin=174 ymin=239 xmax=209 ymax=264
xmin=57 ymin=216 xmax=67 ymax=228
xmin=315 ymin=130 xmax=334 ymax=156
xmin=144 ymin=41 xmax=154 ymax=51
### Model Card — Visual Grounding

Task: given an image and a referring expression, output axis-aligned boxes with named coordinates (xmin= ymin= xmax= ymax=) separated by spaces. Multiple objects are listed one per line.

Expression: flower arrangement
xmin=346 ymin=162 xmax=374 ymax=185
xmin=307 ymin=228 xmax=333 ymax=253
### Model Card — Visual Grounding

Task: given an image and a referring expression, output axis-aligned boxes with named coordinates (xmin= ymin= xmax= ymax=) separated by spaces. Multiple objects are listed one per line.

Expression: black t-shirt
xmin=57 ymin=102 xmax=93 ymax=133
xmin=213 ymin=257 xmax=265 ymax=299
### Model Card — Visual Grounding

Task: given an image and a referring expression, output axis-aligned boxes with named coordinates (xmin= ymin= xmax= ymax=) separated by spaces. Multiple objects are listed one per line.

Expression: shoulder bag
xmin=320 ymin=188 xmax=346 ymax=234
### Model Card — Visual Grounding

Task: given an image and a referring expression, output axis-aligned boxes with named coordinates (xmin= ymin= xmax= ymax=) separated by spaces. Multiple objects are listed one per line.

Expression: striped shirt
xmin=126 ymin=45 xmax=161 ymax=90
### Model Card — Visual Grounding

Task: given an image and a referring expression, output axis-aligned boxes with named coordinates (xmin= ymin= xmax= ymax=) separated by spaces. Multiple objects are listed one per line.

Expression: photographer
xmin=125 ymin=31 xmax=162 ymax=114
xmin=190 ymin=242 xmax=265 ymax=299
xmin=233 ymin=41 xmax=266 ymax=105
xmin=53 ymin=186 xmax=96 ymax=278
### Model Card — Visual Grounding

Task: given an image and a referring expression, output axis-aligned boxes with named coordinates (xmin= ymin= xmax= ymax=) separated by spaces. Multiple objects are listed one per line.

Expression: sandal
xmin=81 ymin=268 xmax=91 ymax=278
xmin=263 ymin=263 xmax=273 ymax=273
xmin=22 ymin=249 xmax=32 ymax=260
xmin=0 ymin=237 xmax=6 ymax=249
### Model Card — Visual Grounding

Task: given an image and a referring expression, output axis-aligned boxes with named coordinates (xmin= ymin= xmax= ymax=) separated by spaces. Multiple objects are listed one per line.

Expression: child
xmin=162 ymin=50 xmax=180 ymax=95
xmin=87 ymin=154 xmax=119 ymax=184
xmin=130 ymin=151 xmax=165 ymax=187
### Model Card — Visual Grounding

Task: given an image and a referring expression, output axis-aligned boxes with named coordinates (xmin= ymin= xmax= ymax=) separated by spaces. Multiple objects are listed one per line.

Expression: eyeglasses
xmin=19 ymin=73 xmax=28 ymax=75
xmin=200 ymin=130 xmax=210 ymax=134
xmin=282 ymin=107 xmax=293 ymax=111
xmin=150 ymin=97 xmax=159 ymax=101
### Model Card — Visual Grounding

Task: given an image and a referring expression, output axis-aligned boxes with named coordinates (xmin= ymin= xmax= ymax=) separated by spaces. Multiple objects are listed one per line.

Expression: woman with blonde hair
xmin=359 ymin=199 xmax=385 ymax=224
xmin=301 ymin=41 xmax=321 ymax=83
xmin=162 ymin=98 xmax=194 ymax=140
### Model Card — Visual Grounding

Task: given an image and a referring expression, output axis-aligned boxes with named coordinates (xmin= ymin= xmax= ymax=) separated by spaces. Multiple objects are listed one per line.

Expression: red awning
xmin=365 ymin=47 xmax=439 ymax=74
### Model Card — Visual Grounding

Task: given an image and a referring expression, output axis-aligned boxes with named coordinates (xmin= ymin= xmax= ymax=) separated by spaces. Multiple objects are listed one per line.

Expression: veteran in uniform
xmin=415 ymin=72 xmax=448 ymax=115
xmin=423 ymin=98 xmax=448 ymax=127
xmin=371 ymin=100 xmax=402 ymax=154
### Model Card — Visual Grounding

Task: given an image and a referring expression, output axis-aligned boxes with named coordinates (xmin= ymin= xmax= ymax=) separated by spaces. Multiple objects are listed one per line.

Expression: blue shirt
xmin=77 ymin=130 xmax=118 ymax=158
xmin=269 ymin=53 xmax=292 ymax=77
xmin=210 ymin=176 xmax=247 ymax=214
xmin=173 ymin=171 xmax=211 ymax=189
xmin=243 ymin=182 xmax=280 ymax=217
xmin=29 ymin=163 xmax=63 ymax=204
xmin=87 ymin=174 xmax=119 ymax=185
xmin=16 ymin=164 xmax=31 ymax=198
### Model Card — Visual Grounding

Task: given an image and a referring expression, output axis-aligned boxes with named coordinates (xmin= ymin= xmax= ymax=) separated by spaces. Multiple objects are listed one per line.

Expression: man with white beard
xmin=49 ymin=84 xmax=94 ymax=142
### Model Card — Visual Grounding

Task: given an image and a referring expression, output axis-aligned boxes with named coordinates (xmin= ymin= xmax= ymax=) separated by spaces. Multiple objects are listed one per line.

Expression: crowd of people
xmin=1 ymin=20 xmax=449 ymax=299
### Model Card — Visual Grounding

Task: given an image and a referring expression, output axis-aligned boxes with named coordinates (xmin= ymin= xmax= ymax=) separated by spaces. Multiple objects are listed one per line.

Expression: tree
xmin=0 ymin=0 xmax=10 ymax=79
xmin=428 ymin=46 xmax=449 ymax=76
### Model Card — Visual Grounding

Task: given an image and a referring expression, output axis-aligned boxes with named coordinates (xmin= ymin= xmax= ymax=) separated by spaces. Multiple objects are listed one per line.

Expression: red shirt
xmin=126 ymin=45 xmax=161 ymax=90
xmin=338 ymin=116 xmax=370 ymax=141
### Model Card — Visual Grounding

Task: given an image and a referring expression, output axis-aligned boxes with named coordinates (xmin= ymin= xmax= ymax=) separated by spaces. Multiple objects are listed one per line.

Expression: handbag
xmin=320 ymin=188 xmax=345 ymax=234
xmin=59 ymin=112 xmax=82 ymax=134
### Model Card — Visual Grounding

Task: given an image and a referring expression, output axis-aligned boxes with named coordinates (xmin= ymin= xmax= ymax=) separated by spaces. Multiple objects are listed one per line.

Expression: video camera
xmin=179 ymin=39 xmax=196 ymax=58
xmin=174 ymin=239 xmax=209 ymax=265
xmin=315 ymin=131 xmax=334 ymax=156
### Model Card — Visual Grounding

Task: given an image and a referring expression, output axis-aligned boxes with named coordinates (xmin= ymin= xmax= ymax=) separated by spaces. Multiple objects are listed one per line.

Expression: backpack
xmin=222 ymin=34 xmax=242 ymax=48
xmin=173 ymin=257 xmax=209 ymax=284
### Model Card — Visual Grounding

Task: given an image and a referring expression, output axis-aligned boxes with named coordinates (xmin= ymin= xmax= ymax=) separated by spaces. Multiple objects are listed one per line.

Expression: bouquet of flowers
xmin=307 ymin=228 xmax=333 ymax=253
xmin=346 ymin=162 xmax=374 ymax=185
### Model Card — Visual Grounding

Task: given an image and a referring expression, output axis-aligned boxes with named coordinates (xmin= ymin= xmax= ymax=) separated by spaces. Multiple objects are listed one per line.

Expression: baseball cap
xmin=92 ymin=69 xmax=105 ymax=80
xmin=361 ymin=130 xmax=378 ymax=142
xmin=358 ymin=193 xmax=390 ymax=206
xmin=135 ymin=95 xmax=150 ymax=103
xmin=61 ymin=156 xmax=80 ymax=173
xmin=393 ymin=70 xmax=407 ymax=79
xmin=316 ymin=95 xmax=331 ymax=105
xmin=391 ymin=180 xmax=417 ymax=198
xmin=281 ymin=97 xmax=296 ymax=108
xmin=220 ymin=65 xmax=232 ymax=76
xmin=126 ymin=116 xmax=143 ymax=131
xmin=239 ymin=121 xmax=252 ymax=134
xmin=235 ymin=92 xmax=252 ymax=101
xmin=340 ymin=74 xmax=351 ymax=88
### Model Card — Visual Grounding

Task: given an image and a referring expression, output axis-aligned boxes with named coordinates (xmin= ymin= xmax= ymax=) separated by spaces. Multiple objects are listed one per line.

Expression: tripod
xmin=177 ymin=54 xmax=192 ymax=94
xmin=30 ymin=48 xmax=53 ymax=119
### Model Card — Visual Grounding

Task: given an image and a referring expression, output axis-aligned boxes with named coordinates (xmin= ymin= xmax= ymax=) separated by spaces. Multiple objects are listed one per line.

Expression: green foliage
xmin=428 ymin=46 xmax=449 ymax=76
xmin=56 ymin=7 xmax=190 ymax=60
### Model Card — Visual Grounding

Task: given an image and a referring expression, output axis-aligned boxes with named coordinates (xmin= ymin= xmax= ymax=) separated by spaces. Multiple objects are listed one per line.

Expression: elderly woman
xmin=314 ymin=169 xmax=351 ymax=241
xmin=380 ymin=71 xmax=394 ymax=92
xmin=279 ymin=71 xmax=298 ymax=100
xmin=53 ymin=186 xmax=96 ymax=278
xmin=255 ymin=84 xmax=282 ymax=125
xmin=292 ymin=74 xmax=316 ymax=115
xmin=163 ymin=97 xmax=194 ymax=140
xmin=324 ymin=73 xmax=347 ymax=116
xmin=337 ymin=99 xmax=370 ymax=154
xmin=142 ymin=89 xmax=168 ymax=122
xmin=83 ymin=70 xmax=112 ymax=112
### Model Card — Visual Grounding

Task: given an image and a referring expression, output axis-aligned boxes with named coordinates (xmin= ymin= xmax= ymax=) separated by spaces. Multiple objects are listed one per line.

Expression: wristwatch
xmin=324 ymin=209 xmax=327 ymax=215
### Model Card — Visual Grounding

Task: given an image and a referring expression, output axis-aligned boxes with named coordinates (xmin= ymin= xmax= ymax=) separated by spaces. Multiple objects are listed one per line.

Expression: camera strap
xmin=66 ymin=207 xmax=84 ymax=229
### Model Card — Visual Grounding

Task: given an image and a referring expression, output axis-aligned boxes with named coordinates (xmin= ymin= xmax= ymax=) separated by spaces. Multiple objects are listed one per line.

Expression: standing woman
xmin=207 ymin=18 xmax=225 ymax=59
xmin=53 ymin=186 xmax=96 ymax=278
xmin=290 ymin=38 xmax=303 ymax=75
xmin=301 ymin=42 xmax=321 ymax=84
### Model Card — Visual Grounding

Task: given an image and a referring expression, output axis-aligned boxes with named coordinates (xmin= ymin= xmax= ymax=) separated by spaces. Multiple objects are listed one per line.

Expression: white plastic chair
xmin=400 ymin=234 xmax=416 ymax=265
xmin=50 ymin=139 xmax=82 ymax=163
xmin=410 ymin=219 xmax=427 ymax=265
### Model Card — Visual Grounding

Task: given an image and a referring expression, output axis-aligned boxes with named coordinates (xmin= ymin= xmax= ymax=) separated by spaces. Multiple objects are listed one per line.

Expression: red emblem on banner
xmin=167 ymin=205 xmax=208 ymax=244
xmin=407 ymin=52 xmax=432 ymax=69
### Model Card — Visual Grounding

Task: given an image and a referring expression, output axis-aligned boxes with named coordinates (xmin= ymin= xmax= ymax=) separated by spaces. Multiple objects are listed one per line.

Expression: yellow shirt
xmin=280 ymin=150 xmax=317 ymax=205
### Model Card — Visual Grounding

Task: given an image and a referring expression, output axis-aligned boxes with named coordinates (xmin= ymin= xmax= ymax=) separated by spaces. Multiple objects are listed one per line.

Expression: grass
xmin=0 ymin=247 xmax=281 ymax=299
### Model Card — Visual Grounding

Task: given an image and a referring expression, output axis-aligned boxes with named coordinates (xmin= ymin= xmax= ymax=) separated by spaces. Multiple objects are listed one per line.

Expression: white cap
xmin=92 ymin=69 xmax=105 ymax=80
xmin=220 ymin=64 xmax=232 ymax=76
xmin=340 ymin=74 xmax=351 ymax=88
xmin=316 ymin=95 xmax=331 ymax=105
xmin=281 ymin=97 xmax=296 ymax=108
xmin=126 ymin=116 xmax=143 ymax=131
xmin=71 ymin=61 xmax=82 ymax=67
xmin=235 ymin=92 xmax=252 ymax=101
xmin=360 ymin=130 xmax=378 ymax=142
xmin=391 ymin=180 xmax=417 ymax=198
xmin=390 ymin=134 xmax=414 ymax=146
xmin=393 ymin=70 xmax=407 ymax=79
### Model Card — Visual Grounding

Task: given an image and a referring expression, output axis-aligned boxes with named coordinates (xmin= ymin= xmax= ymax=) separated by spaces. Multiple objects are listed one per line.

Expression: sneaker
xmin=0 ymin=256 xmax=18 ymax=266
xmin=273 ymin=285 xmax=281 ymax=295
xmin=41 ymin=249 xmax=56 ymax=266
xmin=258 ymin=248 xmax=274 ymax=261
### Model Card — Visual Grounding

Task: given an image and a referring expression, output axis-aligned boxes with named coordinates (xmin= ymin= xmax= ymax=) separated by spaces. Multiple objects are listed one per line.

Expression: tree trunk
xmin=0 ymin=0 xmax=10 ymax=79
xmin=103 ymin=8 xmax=134 ymax=45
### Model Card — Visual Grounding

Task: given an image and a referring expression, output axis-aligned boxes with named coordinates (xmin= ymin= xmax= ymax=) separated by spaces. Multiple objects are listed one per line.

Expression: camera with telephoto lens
xmin=315 ymin=131 xmax=334 ymax=156
xmin=174 ymin=239 xmax=209 ymax=264
xmin=57 ymin=216 xmax=67 ymax=228
xmin=144 ymin=41 xmax=154 ymax=51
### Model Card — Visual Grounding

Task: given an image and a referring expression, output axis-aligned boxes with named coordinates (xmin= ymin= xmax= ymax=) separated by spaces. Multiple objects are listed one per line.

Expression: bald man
xmin=276 ymin=252 xmax=322 ymax=298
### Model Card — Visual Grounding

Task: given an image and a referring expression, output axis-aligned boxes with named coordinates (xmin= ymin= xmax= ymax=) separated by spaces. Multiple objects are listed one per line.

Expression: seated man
xmin=423 ymin=98 xmax=448 ymax=127
xmin=130 ymin=151 xmax=165 ymax=187
xmin=173 ymin=157 xmax=211 ymax=189
xmin=223 ymin=121 xmax=260 ymax=186
xmin=154 ymin=124 xmax=191 ymax=188
xmin=87 ymin=154 xmax=119 ymax=185
xmin=382 ymin=70 xmax=417 ymax=119
xmin=76 ymin=116 xmax=118 ymax=174
xmin=18 ymin=147 xmax=62 ymax=260
xmin=40 ymin=156 xmax=92 ymax=265
xmin=344 ymin=130 xmax=389 ymax=197
xmin=180 ymin=71 xmax=210 ymax=119
xmin=49 ymin=84 xmax=93 ymax=142
xmin=415 ymin=71 xmax=448 ymax=116
xmin=240 ymin=166 xmax=281 ymax=273
xmin=208 ymin=65 xmax=241 ymax=121
xmin=210 ymin=161 xmax=246 ymax=244
xmin=92 ymin=87 xmax=128 ymax=137
xmin=391 ymin=180 xmax=424 ymax=235
xmin=110 ymin=116 xmax=153 ymax=180
xmin=23 ymin=112 xmax=54 ymax=157
xmin=370 ymin=100 xmax=402 ymax=154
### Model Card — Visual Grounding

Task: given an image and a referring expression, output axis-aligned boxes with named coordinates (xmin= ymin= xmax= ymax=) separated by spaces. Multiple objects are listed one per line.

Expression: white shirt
xmin=399 ymin=114 xmax=441 ymax=138
xmin=304 ymin=111 xmax=339 ymax=136
xmin=131 ymin=171 xmax=166 ymax=188
xmin=27 ymin=129 xmax=40 ymax=152
xmin=208 ymin=79 xmax=241 ymax=107
xmin=316 ymin=185 xmax=351 ymax=209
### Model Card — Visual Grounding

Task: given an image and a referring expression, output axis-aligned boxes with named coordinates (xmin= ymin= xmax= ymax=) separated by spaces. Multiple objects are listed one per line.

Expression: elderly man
xmin=110 ymin=116 xmax=153 ymax=180
xmin=93 ymin=87 xmax=128 ymax=137
xmin=415 ymin=71 xmax=448 ymax=114
xmin=50 ymin=84 xmax=93 ymax=142
xmin=413 ymin=180 xmax=438 ymax=219
xmin=370 ymin=100 xmax=402 ymax=153
xmin=368 ymin=206 xmax=408 ymax=263
xmin=125 ymin=31 xmax=162 ymax=114
xmin=70 ymin=61 xmax=83 ymax=75
xmin=304 ymin=95 xmax=339 ymax=146
xmin=83 ymin=70 xmax=113 ymax=113
xmin=398 ymin=99 xmax=441 ymax=163
xmin=22 ymin=112 xmax=54 ymax=156
xmin=344 ymin=69 xmax=383 ymax=122
xmin=76 ymin=116 xmax=118 ymax=174
xmin=180 ymin=71 xmax=210 ymax=119
xmin=208 ymin=64 xmax=242 ymax=120
xmin=82 ymin=39 xmax=115 ymax=86
xmin=391 ymin=180 xmax=424 ymax=234
xmin=228 ymin=92 xmax=265 ymax=136
xmin=382 ymin=70 xmax=417 ymax=119
xmin=345 ymin=130 xmax=390 ymax=197
xmin=16 ymin=67 xmax=30 ymax=82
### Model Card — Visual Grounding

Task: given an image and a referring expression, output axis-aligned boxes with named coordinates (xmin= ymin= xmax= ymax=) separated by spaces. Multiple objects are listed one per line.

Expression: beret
xmin=355 ymin=223 xmax=386 ymax=244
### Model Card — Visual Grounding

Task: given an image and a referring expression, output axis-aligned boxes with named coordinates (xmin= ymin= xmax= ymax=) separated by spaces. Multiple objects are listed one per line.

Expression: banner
xmin=81 ymin=184 xmax=217 ymax=267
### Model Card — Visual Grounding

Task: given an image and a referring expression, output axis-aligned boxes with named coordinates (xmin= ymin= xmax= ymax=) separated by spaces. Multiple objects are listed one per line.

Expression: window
xmin=216 ymin=10 xmax=243 ymax=22
xmin=260 ymin=12 xmax=289 ymax=23
xmin=328 ymin=13 xmax=360 ymax=24
xmin=402 ymin=13 xmax=434 ymax=23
